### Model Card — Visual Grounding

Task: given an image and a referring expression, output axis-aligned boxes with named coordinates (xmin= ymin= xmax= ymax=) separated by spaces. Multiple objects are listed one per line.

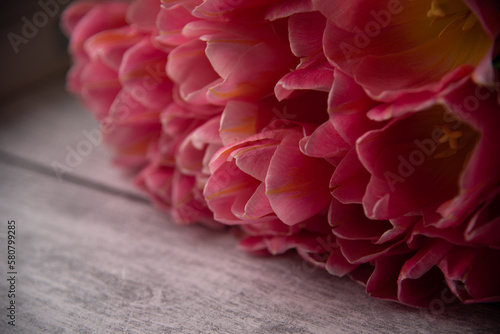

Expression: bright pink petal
xmin=61 ymin=1 xmax=99 ymax=36
xmin=80 ymin=59 xmax=121 ymax=119
xmin=205 ymin=161 xmax=260 ymax=224
xmin=84 ymin=27 xmax=142 ymax=72
xmin=329 ymin=69 xmax=380 ymax=145
xmin=243 ymin=183 xmax=275 ymax=219
xmin=275 ymin=54 xmax=333 ymax=100
xmin=119 ymin=38 xmax=173 ymax=110
xmin=299 ymin=120 xmax=350 ymax=159
xmin=156 ymin=3 xmax=200 ymax=48
xmin=68 ymin=1 xmax=130 ymax=54
xmin=266 ymin=140 xmax=334 ymax=225
xmin=167 ymin=39 xmax=220 ymax=105
xmin=233 ymin=140 xmax=278 ymax=181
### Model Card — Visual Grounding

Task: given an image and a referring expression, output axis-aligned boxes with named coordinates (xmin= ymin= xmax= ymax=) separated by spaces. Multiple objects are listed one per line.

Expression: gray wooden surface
xmin=0 ymin=76 xmax=499 ymax=333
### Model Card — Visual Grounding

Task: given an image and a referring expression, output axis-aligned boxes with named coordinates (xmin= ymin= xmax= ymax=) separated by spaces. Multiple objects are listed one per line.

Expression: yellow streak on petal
xmin=208 ymin=83 xmax=253 ymax=99
xmin=89 ymin=31 xmax=138 ymax=46
xmin=233 ymin=142 xmax=278 ymax=159
xmin=120 ymin=57 xmax=167 ymax=82
xmin=220 ymin=117 xmax=256 ymax=136
xmin=117 ymin=136 xmax=152 ymax=156
xmin=265 ymin=166 xmax=313 ymax=200
xmin=265 ymin=182 xmax=303 ymax=197
xmin=179 ymin=161 xmax=204 ymax=172
xmin=161 ymin=0 xmax=185 ymax=4
xmin=159 ymin=29 xmax=183 ymax=35
xmin=205 ymin=180 xmax=255 ymax=201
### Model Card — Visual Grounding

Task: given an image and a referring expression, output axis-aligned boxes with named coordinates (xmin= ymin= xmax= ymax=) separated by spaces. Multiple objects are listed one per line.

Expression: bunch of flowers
xmin=62 ymin=0 xmax=500 ymax=307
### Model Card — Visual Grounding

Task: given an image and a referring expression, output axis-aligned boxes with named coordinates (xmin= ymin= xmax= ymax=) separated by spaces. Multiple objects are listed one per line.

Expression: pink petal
xmin=365 ymin=253 xmax=411 ymax=302
xmin=329 ymin=149 xmax=370 ymax=204
xmin=80 ymin=59 xmax=121 ymax=120
xmin=127 ymin=0 xmax=160 ymax=32
xmin=238 ymin=236 xmax=270 ymax=255
xmin=266 ymin=0 xmax=314 ymax=21
xmin=68 ymin=1 xmax=130 ymax=54
xmin=329 ymin=69 xmax=380 ymax=145
xmin=167 ymin=39 xmax=220 ymax=105
xmin=266 ymin=140 xmax=334 ymax=225
xmin=275 ymin=54 xmax=334 ymax=100
xmin=84 ymin=27 xmax=142 ymax=72
xmin=119 ymin=38 xmax=173 ymax=110
xmin=439 ymin=247 xmax=500 ymax=303
xmin=204 ymin=162 xmax=260 ymax=224
xmin=233 ymin=140 xmax=278 ymax=181
xmin=243 ymin=183 xmax=274 ymax=219
xmin=177 ymin=116 xmax=222 ymax=175
xmin=193 ymin=0 xmax=271 ymax=20
xmin=287 ymin=11 xmax=325 ymax=58
xmin=219 ymin=101 xmax=262 ymax=145
xmin=156 ymin=4 xmax=199 ymax=47
xmin=204 ymin=30 xmax=298 ymax=104
xmin=299 ymin=120 xmax=350 ymax=159
xmin=61 ymin=1 xmax=99 ymax=36
xmin=326 ymin=249 xmax=359 ymax=277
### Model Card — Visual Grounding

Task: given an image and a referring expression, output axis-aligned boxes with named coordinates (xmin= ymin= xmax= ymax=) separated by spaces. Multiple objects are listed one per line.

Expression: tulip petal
xmin=266 ymin=143 xmax=333 ymax=225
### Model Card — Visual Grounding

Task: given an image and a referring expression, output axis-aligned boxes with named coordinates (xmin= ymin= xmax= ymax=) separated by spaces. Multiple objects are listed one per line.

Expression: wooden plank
xmin=0 ymin=162 xmax=499 ymax=333
xmin=0 ymin=75 xmax=145 ymax=199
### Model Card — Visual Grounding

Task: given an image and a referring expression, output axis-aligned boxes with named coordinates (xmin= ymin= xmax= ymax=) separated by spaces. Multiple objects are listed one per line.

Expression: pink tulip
xmin=62 ymin=0 xmax=500 ymax=308
xmin=205 ymin=122 xmax=329 ymax=225
xmin=326 ymin=78 xmax=500 ymax=306
xmin=63 ymin=1 xmax=169 ymax=166
xmin=134 ymin=100 xmax=224 ymax=225
xmin=204 ymin=118 xmax=337 ymax=261
xmin=62 ymin=2 xmax=132 ymax=118
xmin=135 ymin=163 xmax=219 ymax=227
xmin=63 ymin=1 xmax=130 ymax=57
xmin=314 ymin=0 xmax=500 ymax=100
xmin=161 ymin=5 xmax=298 ymax=106
xmin=357 ymin=79 xmax=500 ymax=222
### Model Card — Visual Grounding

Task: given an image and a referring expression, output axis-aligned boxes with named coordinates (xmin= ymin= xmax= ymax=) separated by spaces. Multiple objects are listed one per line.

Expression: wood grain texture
xmin=0 ymin=78 xmax=499 ymax=333
xmin=0 ymin=75 xmax=145 ymax=198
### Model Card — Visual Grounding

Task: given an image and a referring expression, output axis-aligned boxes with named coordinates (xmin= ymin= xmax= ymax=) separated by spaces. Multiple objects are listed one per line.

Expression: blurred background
xmin=0 ymin=1 xmax=73 ymax=101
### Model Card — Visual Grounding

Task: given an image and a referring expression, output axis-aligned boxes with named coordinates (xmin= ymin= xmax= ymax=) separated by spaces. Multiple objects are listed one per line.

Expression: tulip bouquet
xmin=62 ymin=0 xmax=500 ymax=307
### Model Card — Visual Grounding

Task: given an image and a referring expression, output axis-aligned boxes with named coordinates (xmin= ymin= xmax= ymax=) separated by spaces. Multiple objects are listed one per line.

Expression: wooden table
xmin=1 ymin=76 xmax=499 ymax=333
